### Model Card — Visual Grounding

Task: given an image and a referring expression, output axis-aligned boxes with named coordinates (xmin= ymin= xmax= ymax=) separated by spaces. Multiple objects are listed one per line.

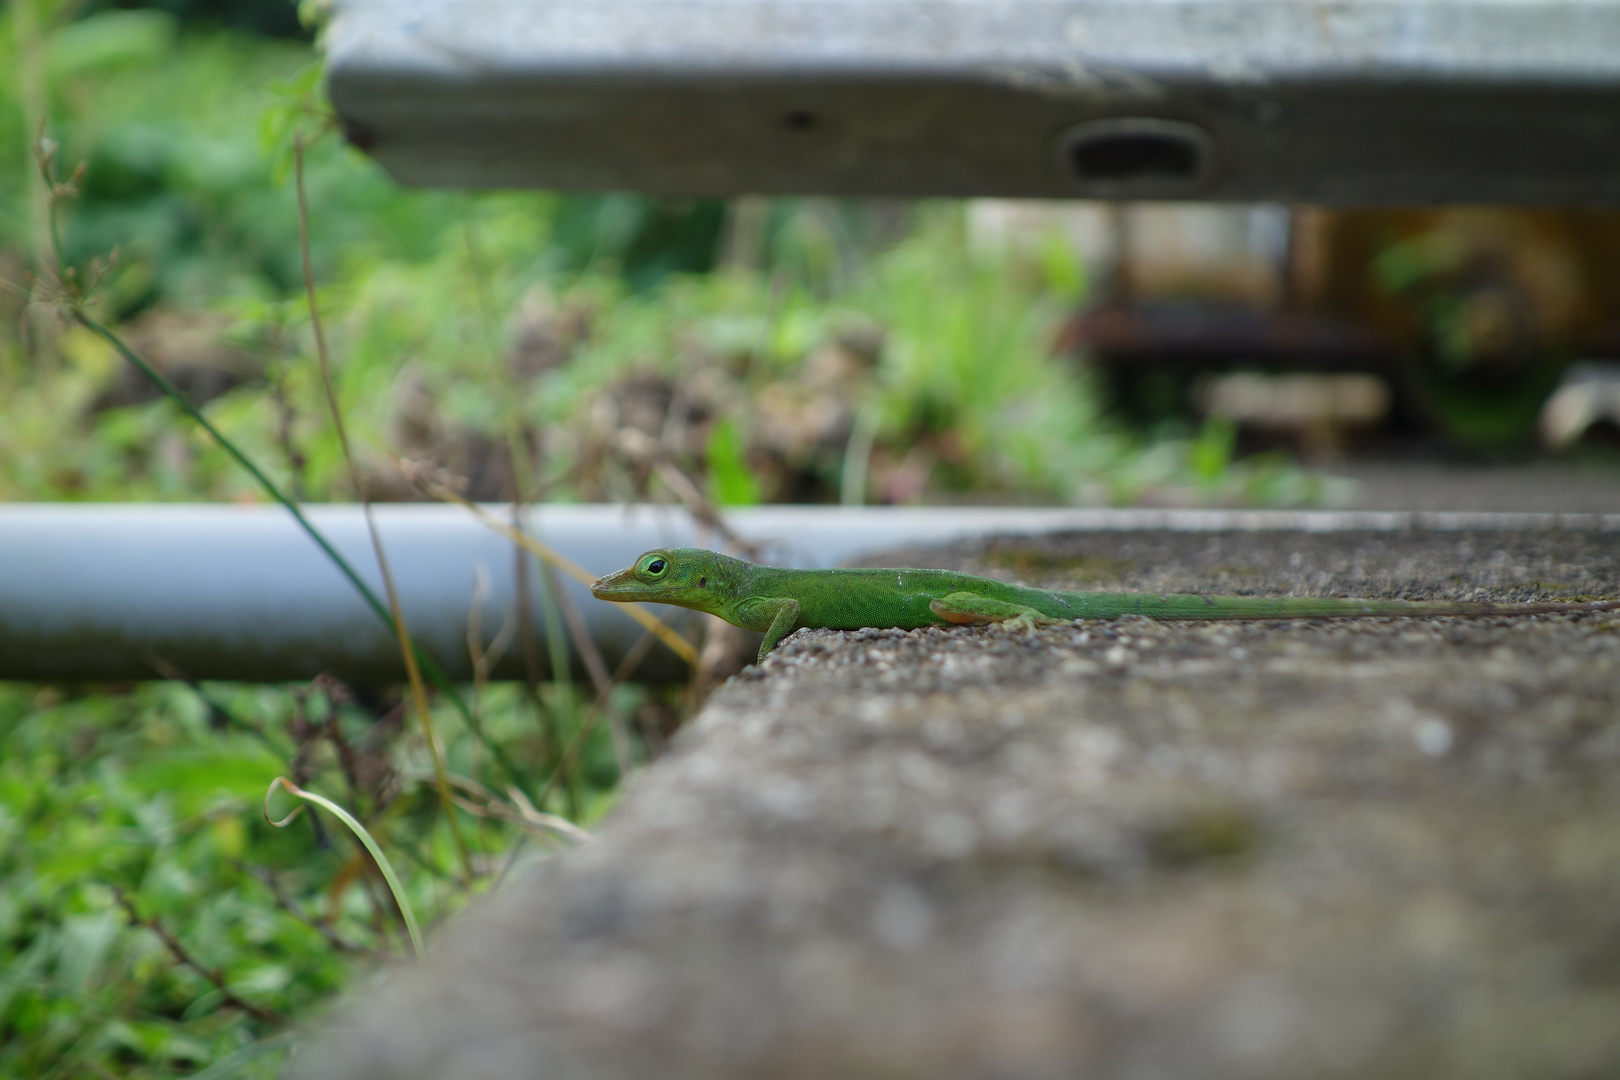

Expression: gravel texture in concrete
xmin=295 ymin=528 xmax=1620 ymax=1080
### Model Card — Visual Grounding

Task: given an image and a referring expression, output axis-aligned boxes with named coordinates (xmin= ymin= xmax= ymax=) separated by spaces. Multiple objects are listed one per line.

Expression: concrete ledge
xmin=295 ymin=527 xmax=1620 ymax=1080
xmin=326 ymin=0 xmax=1620 ymax=201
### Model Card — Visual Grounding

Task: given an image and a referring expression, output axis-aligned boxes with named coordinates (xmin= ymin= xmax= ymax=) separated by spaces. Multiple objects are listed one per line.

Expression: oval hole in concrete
xmin=1060 ymin=119 xmax=1216 ymax=195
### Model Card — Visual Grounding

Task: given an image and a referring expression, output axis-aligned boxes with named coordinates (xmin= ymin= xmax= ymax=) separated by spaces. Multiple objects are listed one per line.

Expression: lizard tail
xmin=1364 ymin=598 xmax=1620 ymax=619
xmin=1114 ymin=595 xmax=1620 ymax=621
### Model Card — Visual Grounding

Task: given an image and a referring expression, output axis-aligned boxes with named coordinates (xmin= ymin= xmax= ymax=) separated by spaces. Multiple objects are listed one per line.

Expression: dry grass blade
xmin=467 ymin=564 xmax=518 ymax=706
xmin=542 ymin=559 xmax=638 ymax=777
xmin=403 ymin=462 xmax=700 ymax=666
xmin=397 ymin=768 xmax=594 ymax=846
xmin=504 ymin=784 xmax=596 ymax=845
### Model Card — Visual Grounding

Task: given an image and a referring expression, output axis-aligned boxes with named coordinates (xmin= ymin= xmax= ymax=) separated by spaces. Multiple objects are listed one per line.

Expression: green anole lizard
xmin=592 ymin=547 xmax=1620 ymax=663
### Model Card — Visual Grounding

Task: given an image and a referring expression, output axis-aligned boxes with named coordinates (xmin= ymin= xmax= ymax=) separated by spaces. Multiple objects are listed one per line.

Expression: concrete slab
xmin=294 ymin=525 xmax=1620 ymax=1080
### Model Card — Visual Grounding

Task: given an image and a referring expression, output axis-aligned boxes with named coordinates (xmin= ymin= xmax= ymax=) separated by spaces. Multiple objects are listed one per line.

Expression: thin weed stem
xmin=29 ymin=130 xmax=504 ymax=793
xmin=462 ymin=214 xmax=577 ymax=783
xmin=295 ymin=133 xmax=472 ymax=879
xmin=246 ymin=865 xmax=375 ymax=956
xmin=405 ymin=467 xmax=699 ymax=665
xmin=112 ymin=887 xmax=284 ymax=1023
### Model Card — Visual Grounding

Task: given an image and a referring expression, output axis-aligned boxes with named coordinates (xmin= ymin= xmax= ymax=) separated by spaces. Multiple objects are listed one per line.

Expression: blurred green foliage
xmin=0 ymin=676 xmax=643 ymax=1078
xmin=0 ymin=3 xmax=1317 ymax=509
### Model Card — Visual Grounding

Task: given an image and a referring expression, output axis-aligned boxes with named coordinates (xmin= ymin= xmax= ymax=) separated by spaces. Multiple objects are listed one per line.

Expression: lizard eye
xmin=644 ymin=557 xmax=667 ymax=576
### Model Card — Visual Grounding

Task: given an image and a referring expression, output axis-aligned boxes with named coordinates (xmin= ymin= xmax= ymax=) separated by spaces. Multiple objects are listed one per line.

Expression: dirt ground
xmin=295 ymin=527 xmax=1620 ymax=1080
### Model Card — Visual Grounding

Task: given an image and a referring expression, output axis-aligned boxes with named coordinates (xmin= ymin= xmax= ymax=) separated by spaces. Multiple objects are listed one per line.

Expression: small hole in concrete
xmin=784 ymin=110 xmax=819 ymax=131
xmin=1070 ymin=131 xmax=1200 ymax=181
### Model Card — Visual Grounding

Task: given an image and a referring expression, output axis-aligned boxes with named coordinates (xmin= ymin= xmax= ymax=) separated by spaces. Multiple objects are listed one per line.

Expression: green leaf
xmin=1038 ymin=230 xmax=1088 ymax=303
xmin=705 ymin=417 xmax=761 ymax=506
xmin=1189 ymin=418 xmax=1237 ymax=485
xmin=57 ymin=911 xmax=122 ymax=993
xmin=126 ymin=746 xmax=284 ymax=815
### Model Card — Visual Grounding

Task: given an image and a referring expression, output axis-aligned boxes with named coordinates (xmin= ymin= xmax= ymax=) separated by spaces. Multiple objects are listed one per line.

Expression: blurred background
xmin=12 ymin=0 xmax=1620 ymax=521
xmin=5 ymin=1 xmax=1620 ymax=1076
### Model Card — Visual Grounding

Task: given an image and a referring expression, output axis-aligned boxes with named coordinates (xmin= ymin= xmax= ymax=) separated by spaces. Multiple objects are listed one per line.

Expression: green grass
xmin=0 ymin=678 xmax=640 ymax=1078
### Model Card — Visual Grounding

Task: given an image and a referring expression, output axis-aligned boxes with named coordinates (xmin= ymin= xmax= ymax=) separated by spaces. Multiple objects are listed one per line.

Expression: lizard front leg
xmin=739 ymin=596 xmax=802 ymax=661
xmin=930 ymin=592 xmax=1055 ymax=632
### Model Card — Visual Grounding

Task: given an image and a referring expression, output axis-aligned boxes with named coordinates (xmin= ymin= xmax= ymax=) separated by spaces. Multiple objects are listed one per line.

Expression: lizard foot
xmin=931 ymin=593 xmax=1052 ymax=629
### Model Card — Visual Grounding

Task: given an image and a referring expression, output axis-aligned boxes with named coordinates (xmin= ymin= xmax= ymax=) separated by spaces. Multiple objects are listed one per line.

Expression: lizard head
xmin=590 ymin=547 xmax=742 ymax=614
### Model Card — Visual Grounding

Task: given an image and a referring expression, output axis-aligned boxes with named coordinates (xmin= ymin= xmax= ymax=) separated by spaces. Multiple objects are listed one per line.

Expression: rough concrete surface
xmin=295 ymin=529 xmax=1620 ymax=1080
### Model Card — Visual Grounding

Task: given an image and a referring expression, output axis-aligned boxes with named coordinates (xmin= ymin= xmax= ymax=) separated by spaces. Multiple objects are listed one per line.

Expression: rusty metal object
xmin=1054 ymin=206 xmax=1620 ymax=445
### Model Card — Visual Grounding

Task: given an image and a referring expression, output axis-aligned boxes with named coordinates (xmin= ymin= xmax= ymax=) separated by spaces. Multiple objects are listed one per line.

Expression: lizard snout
xmin=590 ymin=567 xmax=639 ymax=601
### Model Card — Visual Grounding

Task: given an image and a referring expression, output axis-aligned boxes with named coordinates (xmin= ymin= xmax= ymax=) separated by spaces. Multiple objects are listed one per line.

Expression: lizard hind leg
xmin=930 ymin=592 xmax=1054 ymax=631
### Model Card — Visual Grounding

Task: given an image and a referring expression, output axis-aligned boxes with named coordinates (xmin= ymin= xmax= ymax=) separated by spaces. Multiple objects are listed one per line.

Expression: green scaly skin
xmin=591 ymin=547 xmax=1620 ymax=664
